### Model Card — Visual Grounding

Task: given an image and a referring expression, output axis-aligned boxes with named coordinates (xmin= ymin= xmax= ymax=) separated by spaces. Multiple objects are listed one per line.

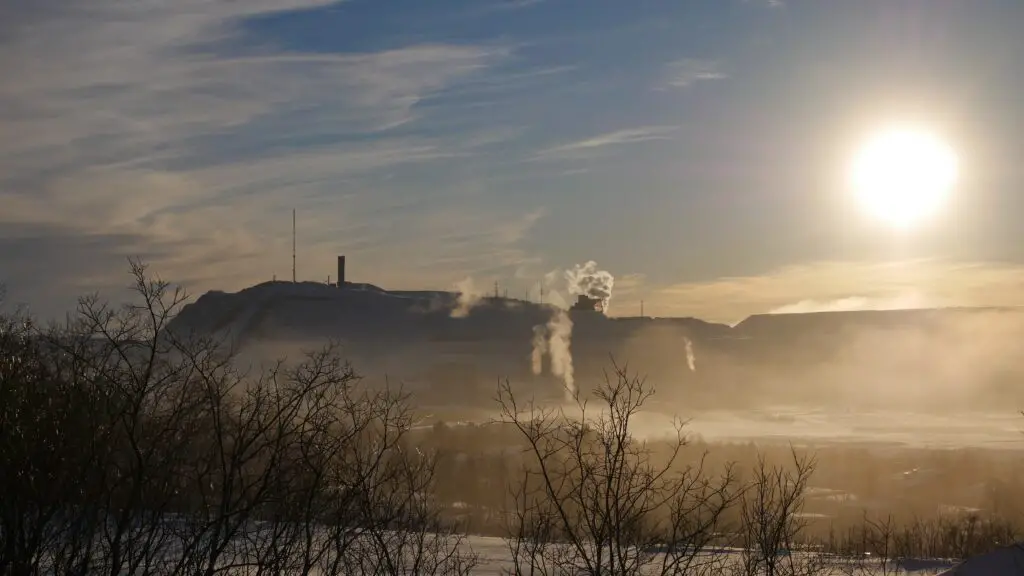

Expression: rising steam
xmin=451 ymin=277 xmax=483 ymax=318
xmin=531 ymin=324 xmax=547 ymax=375
xmin=529 ymin=260 xmax=614 ymax=402
xmin=565 ymin=260 xmax=615 ymax=312
xmin=530 ymin=311 xmax=576 ymax=402
xmin=685 ymin=338 xmax=696 ymax=372
xmin=529 ymin=261 xmax=611 ymax=403
xmin=547 ymin=310 xmax=575 ymax=401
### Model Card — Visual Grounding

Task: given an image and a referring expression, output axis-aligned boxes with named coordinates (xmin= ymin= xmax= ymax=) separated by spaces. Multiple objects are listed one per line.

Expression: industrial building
xmin=570 ymin=294 xmax=603 ymax=313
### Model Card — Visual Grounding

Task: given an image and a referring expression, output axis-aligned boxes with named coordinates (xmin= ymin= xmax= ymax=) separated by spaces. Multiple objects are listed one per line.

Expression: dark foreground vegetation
xmin=1 ymin=262 xmax=1021 ymax=575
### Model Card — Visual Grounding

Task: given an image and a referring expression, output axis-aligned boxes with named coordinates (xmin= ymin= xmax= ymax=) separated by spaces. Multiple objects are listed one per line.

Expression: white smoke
xmin=530 ymin=324 xmax=547 ymax=375
xmin=531 ymin=263 xmax=590 ymax=402
xmin=547 ymin=310 xmax=575 ymax=402
xmin=565 ymin=260 xmax=615 ymax=312
xmin=530 ymin=311 xmax=576 ymax=402
xmin=685 ymin=338 xmax=696 ymax=372
xmin=529 ymin=261 xmax=615 ymax=402
xmin=537 ymin=269 xmax=569 ymax=308
xmin=450 ymin=277 xmax=483 ymax=318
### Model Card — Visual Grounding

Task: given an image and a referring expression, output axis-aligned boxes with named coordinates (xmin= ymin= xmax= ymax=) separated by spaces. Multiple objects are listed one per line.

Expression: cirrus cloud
xmin=0 ymin=0 xmax=545 ymax=316
xmin=613 ymin=259 xmax=1024 ymax=324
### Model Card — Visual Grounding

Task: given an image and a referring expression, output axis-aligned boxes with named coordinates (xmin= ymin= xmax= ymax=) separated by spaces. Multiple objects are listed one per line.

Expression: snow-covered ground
xmin=616 ymin=408 xmax=1024 ymax=449
xmin=462 ymin=535 xmax=958 ymax=574
xmin=420 ymin=404 xmax=1024 ymax=449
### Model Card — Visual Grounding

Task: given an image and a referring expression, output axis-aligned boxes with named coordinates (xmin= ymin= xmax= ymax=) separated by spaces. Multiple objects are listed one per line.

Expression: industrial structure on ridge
xmin=570 ymin=295 xmax=603 ymax=313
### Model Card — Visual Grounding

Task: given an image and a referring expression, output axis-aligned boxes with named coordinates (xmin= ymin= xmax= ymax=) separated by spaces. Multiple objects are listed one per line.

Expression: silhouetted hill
xmin=169 ymin=280 xmax=732 ymax=345
xmin=734 ymin=306 xmax=1024 ymax=336
xmin=168 ymin=282 xmax=1024 ymax=412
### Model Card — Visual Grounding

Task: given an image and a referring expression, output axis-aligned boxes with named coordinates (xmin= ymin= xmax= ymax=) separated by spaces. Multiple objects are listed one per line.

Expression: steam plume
xmin=530 ymin=324 xmax=547 ymax=375
xmin=529 ymin=261 xmax=612 ymax=403
xmin=547 ymin=310 xmax=575 ymax=401
xmin=685 ymin=338 xmax=696 ymax=372
xmin=565 ymin=260 xmax=615 ymax=312
xmin=529 ymin=311 xmax=576 ymax=402
xmin=451 ymin=277 xmax=483 ymax=318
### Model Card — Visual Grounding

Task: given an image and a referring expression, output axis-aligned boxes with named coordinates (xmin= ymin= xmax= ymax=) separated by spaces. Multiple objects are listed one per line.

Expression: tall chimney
xmin=337 ymin=255 xmax=346 ymax=287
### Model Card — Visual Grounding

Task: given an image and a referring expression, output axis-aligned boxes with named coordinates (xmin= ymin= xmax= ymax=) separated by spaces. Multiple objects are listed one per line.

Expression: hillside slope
xmin=168 ymin=282 xmax=1024 ymax=412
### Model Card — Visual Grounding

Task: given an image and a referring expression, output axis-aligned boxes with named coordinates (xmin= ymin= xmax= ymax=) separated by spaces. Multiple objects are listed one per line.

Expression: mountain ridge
xmin=169 ymin=280 xmax=1023 ymax=344
xmin=166 ymin=280 xmax=1024 ymax=413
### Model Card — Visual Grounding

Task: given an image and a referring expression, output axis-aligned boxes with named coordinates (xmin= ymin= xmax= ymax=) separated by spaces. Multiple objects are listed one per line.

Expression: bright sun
xmin=848 ymin=125 xmax=959 ymax=229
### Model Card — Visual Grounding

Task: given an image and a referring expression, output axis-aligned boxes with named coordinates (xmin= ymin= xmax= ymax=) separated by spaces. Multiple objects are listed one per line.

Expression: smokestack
xmin=337 ymin=255 xmax=346 ymax=287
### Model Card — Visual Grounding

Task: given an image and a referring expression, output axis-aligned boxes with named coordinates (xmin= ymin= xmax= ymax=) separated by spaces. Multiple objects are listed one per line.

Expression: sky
xmin=1 ymin=0 xmax=1023 ymax=323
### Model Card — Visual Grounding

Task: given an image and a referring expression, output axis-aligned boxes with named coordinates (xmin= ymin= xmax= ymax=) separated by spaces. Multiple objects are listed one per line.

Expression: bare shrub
xmin=826 ymin=514 xmax=905 ymax=576
xmin=733 ymin=449 xmax=819 ymax=576
xmin=824 ymin=511 xmax=1021 ymax=576
xmin=497 ymin=361 xmax=739 ymax=576
xmin=0 ymin=261 xmax=474 ymax=576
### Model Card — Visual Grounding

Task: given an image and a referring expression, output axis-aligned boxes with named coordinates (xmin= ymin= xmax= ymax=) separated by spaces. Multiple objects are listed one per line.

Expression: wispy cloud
xmin=492 ymin=0 xmax=547 ymax=9
xmin=535 ymin=125 xmax=680 ymax=160
xmin=741 ymin=0 xmax=785 ymax=8
xmin=612 ymin=260 xmax=1024 ymax=324
xmin=662 ymin=59 xmax=727 ymax=89
xmin=0 ymin=40 xmax=504 ymax=175
xmin=7 ymin=0 xmax=1012 ymax=327
xmin=0 ymin=0 xmax=547 ymax=315
xmin=768 ymin=293 xmax=931 ymax=315
xmin=0 ymin=0 xmax=504 ymax=157
xmin=0 ymin=161 xmax=547 ymax=310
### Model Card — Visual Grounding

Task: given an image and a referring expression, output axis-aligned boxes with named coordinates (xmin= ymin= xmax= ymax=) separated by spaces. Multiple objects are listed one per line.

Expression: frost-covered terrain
xmin=461 ymin=536 xmax=959 ymax=575
xmin=622 ymin=408 xmax=1024 ymax=449
xmin=410 ymin=404 xmax=1024 ymax=450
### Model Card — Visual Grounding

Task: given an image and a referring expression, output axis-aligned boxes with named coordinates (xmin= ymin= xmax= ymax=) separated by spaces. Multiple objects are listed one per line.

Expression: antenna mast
xmin=292 ymin=209 xmax=296 ymax=283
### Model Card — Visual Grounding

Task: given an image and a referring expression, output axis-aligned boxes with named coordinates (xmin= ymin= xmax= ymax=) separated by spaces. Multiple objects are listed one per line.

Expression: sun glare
xmin=848 ymin=125 xmax=959 ymax=229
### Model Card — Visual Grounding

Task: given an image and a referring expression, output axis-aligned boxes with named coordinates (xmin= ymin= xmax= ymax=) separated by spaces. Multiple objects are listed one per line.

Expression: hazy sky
xmin=2 ymin=0 xmax=1023 ymax=322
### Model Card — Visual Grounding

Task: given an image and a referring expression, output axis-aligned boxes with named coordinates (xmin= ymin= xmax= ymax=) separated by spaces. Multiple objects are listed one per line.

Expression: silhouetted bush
xmin=0 ymin=262 xmax=475 ymax=576
xmin=497 ymin=362 xmax=741 ymax=576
